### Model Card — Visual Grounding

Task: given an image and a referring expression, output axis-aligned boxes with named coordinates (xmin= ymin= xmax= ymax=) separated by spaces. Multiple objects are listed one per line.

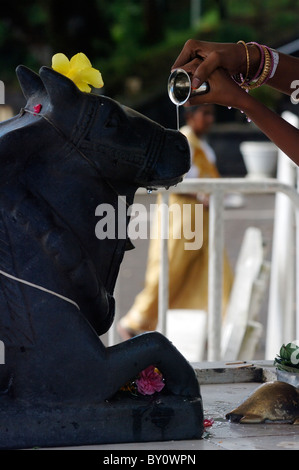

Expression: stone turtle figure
xmin=0 ymin=65 xmax=203 ymax=448
xmin=226 ymin=381 xmax=299 ymax=424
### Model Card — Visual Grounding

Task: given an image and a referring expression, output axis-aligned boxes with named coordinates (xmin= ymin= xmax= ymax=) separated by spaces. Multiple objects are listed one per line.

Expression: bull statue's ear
xmin=39 ymin=66 xmax=81 ymax=107
xmin=16 ymin=65 xmax=46 ymax=101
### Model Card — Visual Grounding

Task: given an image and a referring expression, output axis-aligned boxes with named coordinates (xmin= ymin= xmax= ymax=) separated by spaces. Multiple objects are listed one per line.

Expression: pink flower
xmin=136 ymin=365 xmax=165 ymax=396
xmin=33 ymin=104 xmax=42 ymax=114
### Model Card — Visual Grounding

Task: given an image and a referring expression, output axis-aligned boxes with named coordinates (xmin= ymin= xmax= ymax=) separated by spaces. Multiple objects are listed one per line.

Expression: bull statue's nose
xmin=140 ymin=128 xmax=190 ymax=188
xmin=175 ymin=136 xmax=190 ymax=153
xmin=164 ymin=128 xmax=191 ymax=171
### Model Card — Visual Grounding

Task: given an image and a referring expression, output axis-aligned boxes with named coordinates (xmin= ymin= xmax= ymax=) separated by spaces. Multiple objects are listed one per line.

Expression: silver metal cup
xmin=168 ymin=68 xmax=209 ymax=105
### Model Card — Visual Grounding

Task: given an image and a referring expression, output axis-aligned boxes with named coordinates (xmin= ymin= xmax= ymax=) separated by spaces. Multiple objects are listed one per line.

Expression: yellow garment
xmin=183 ymin=125 xmax=220 ymax=179
xmin=119 ymin=128 xmax=234 ymax=334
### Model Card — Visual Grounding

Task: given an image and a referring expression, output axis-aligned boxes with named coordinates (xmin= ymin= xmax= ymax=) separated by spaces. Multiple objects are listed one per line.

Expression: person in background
xmin=117 ymin=104 xmax=233 ymax=340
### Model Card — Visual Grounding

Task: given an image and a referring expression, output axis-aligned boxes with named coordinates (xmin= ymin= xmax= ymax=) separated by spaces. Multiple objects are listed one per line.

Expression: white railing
xmin=148 ymin=177 xmax=299 ymax=361
xmin=108 ymin=177 xmax=299 ymax=360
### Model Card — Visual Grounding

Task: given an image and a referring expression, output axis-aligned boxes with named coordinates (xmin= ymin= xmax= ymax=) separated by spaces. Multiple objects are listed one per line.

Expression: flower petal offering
xmin=136 ymin=365 xmax=165 ymax=396
xmin=52 ymin=52 xmax=104 ymax=92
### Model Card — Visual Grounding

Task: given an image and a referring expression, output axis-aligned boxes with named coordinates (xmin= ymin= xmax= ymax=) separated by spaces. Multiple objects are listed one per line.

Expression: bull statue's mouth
xmin=119 ymin=106 xmax=191 ymax=189
xmin=137 ymin=128 xmax=190 ymax=189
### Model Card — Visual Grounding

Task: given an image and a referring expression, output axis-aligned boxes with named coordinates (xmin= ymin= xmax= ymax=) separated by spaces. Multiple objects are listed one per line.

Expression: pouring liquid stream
xmin=176 ymin=104 xmax=180 ymax=131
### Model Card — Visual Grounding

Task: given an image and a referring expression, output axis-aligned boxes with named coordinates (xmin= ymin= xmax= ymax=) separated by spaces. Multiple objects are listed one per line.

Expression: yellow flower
xmin=119 ymin=381 xmax=137 ymax=394
xmin=52 ymin=52 xmax=104 ymax=93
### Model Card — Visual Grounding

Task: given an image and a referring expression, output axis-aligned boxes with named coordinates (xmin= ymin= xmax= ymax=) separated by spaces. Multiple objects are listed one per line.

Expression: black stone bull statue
xmin=0 ymin=65 xmax=203 ymax=448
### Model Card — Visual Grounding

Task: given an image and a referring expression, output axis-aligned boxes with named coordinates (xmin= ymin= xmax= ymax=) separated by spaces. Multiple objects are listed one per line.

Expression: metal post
xmin=157 ymin=192 xmax=169 ymax=335
xmin=208 ymin=189 xmax=224 ymax=361
xmin=190 ymin=0 xmax=201 ymax=28
xmin=266 ymin=112 xmax=298 ymax=358
xmin=108 ymin=276 xmax=121 ymax=346
xmin=265 ymin=154 xmax=296 ymax=357
xmin=296 ymin=167 xmax=299 ymax=341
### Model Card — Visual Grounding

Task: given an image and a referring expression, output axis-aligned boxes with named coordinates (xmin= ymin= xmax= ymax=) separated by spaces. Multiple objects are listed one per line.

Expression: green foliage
xmin=1 ymin=0 xmax=299 ymax=108
xmin=274 ymin=343 xmax=299 ymax=373
xmin=108 ymin=2 xmax=143 ymax=55
xmin=250 ymin=86 xmax=282 ymax=111
xmin=27 ymin=3 xmax=48 ymax=26
xmin=97 ymin=34 xmax=190 ymax=101
xmin=208 ymin=21 xmax=255 ymax=44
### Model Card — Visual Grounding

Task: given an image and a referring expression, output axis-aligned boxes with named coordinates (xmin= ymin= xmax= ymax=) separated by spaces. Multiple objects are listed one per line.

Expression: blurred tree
xmin=0 ymin=1 xmax=46 ymax=82
xmin=0 ymin=0 xmax=114 ymax=82
xmin=107 ymin=1 xmax=143 ymax=57
xmin=46 ymin=0 xmax=114 ymax=59
xmin=0 ymin=0 xmax=298 ymax=109
xmin=214 ymin=0 xmax=228 ymax=20
xmin=142 ymin=0 xmax=165 ymax=45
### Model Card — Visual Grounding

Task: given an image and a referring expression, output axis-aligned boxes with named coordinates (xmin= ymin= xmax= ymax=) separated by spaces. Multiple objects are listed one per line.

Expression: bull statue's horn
xmin=16 ymin=65 xmax=46 ymax=101
xmin=39 ymin=66 xmax=81 ymax=107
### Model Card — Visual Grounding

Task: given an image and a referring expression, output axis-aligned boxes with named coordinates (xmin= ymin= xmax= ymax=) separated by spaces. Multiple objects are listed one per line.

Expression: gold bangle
xmin=244 ymin=46 xmax=271 ymax=90
xmin=253 ymin=46 xmax=271 ymax=87
xmin=236 ymin=40 xmax=250 ymax=86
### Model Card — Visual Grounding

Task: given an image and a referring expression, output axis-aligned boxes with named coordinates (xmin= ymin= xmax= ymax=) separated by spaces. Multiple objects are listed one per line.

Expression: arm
xmin=184 ymin=66 xmax=299 ymax=166
xmin=172 ymin=39 xmax=299 ymax=96
xmin=240 ymin=93 xmax=299 ymax=165
xmin=267 ymin=51 xmax=299 ymax=95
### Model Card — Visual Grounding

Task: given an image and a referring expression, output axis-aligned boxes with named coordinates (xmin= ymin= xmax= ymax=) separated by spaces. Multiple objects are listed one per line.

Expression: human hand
xmin=180 ymin=58 xmax=249 ymax=110
xmin=172 ymin=39 xmax=259 ymax=89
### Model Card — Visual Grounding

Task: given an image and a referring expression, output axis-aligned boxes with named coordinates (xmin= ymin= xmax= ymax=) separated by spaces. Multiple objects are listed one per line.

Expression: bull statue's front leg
xmin=105 ymin=331 xmax=200 ymax=399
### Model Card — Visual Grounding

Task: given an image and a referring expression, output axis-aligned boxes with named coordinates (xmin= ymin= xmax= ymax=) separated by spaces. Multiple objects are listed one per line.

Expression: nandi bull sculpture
xmin=0 ymin=64 xmax=204 ymax=448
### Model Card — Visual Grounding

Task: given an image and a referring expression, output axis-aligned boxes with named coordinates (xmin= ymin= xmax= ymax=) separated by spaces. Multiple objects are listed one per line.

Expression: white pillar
xmin=190 ymin=0 xmax=201 ymax=28
xmin=157 ymin=192 xmax=169 ymax=335
xmin=265 ymin=111 xmax=298 ymax=359
xmin=208 ymin=189 xmax=224 ymax=361
xmin=296 ymin=167 xmax=299 ymax=341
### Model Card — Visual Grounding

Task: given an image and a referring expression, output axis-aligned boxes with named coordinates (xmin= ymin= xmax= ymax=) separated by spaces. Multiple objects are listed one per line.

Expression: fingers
xmin=187 ymin=68 xmax=246 ymax=109
xmin=191 ymin=51 xmax=221 ymax=88
xmin=171 ymin=40 xmax=251 ymax=111
xmin=172 ymin=41 xmax=222 ymax=89
xmin=171 ymin=39 xmax=202 ymax=71
xmin=172 ymin=40 xmax=244 ymax=87
xmin=183 ymin=57 xmax=203 ymax=75
xmin=187 ymin=94 xmax=210 ymax=107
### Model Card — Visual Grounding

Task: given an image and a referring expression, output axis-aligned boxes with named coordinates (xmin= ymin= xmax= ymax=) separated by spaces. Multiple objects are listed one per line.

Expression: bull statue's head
xmin=12 ymin=65 xmax=190 ymax=187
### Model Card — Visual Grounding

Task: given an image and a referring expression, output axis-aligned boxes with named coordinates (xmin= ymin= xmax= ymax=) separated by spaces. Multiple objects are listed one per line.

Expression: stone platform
xmin=0 ymin=393 xmax=203 ymax=450
xmin=38 ymin=361 xmax=299 ymax=451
